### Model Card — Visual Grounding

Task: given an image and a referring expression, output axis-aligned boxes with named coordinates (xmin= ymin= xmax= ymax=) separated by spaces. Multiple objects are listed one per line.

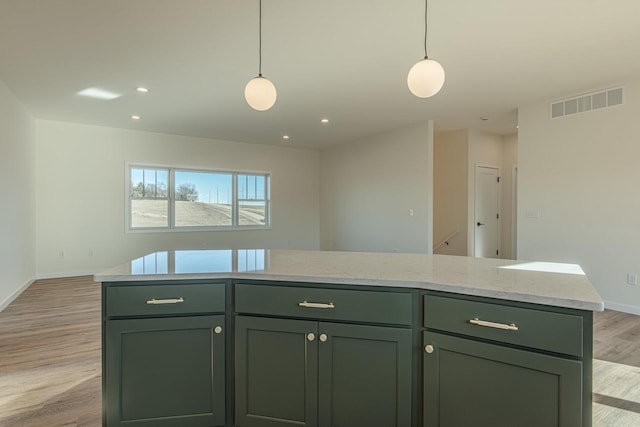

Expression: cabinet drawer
xmin=106 ymin=283 xmax=225 ymax=317
xmin=235 ymin=284 xmax=412 ymax=325
xmin=424 ymin=295 xmax=583 ymax=357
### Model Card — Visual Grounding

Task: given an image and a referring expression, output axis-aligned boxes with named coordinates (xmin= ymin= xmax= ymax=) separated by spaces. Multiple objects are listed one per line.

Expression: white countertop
xmin=95 ymin=249 xmax=604 ymax=311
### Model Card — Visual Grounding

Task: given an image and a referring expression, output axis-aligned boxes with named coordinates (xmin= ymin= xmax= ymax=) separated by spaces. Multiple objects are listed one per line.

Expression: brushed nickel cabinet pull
xmin=146 ymin=297 xmax=184 ymax=305
xmin=469 ymin=317 xmax=518 ymax=331
xmin=298 ymin=301 xmax=335 ymax=309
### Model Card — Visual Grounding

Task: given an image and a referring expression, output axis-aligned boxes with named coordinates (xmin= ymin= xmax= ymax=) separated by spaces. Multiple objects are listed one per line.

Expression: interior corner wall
xmin=518 ymin=77 xmax=640 ymax=314
xmin=0 ymin=80 xmax=36 ymax=310
xmin=467 ymin=129 xmax=505 ymax=257
xmin=433 ymin=130 xmax=469 ymax=256
xmin=501 ymin=133 xmax=518 ymax=259
xmin=320 ymin=122 xmax=432 ymax=254
xmin=35 ymin=120 xmax=320 ymax=277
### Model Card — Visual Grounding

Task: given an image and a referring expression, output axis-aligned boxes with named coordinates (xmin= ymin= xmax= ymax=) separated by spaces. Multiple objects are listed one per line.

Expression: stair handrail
xmin=433 ymin=230 xmax=459 ymax=253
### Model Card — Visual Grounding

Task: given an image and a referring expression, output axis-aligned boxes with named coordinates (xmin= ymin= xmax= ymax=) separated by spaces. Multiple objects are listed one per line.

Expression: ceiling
xmin=1 ymin=0 xmax=640 ymax=149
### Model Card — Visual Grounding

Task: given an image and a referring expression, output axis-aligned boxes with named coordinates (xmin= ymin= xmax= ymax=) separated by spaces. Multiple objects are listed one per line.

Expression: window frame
xmin=125 ymin=163 xmax=271 ymax=233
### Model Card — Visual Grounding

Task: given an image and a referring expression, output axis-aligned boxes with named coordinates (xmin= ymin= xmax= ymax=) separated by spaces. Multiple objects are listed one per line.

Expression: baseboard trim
xmin=0 ymin=277 xmax=35 ymax=313
xmin=604 ymin=301 xmax=640 ymax=316
xmin=36 ymin=269 xmax=101 ymax=280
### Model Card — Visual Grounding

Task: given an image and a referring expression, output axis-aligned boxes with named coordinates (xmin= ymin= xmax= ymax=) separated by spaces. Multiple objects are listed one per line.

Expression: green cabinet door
xmin=423 ymin=331 xmax=583 ymax=427
xmin=235 ymin=317 xmax=413 ymax=427
xmin=105 ymin=315 xmax=225 ymax=427
xmin=235 ymin=316 xmax=319 ymax=427
xmin=318 ymin=322 xmax=412 ymax=427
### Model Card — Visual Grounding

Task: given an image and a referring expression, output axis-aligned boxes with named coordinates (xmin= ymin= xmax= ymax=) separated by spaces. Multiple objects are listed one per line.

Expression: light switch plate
xmin=526 ymin=208 xmax=540 ymax=218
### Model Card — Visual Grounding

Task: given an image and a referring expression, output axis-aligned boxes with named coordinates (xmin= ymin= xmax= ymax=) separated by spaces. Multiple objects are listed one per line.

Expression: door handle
xmin=298 ymin=301 xmax=335 ymax=309
xmin=469 ymin=318 xmax=518 ymax=331
xmin=146 ymin=297 xmax=184 ymax=305
xmin=477 ymin=222 xmax=485 ymax=226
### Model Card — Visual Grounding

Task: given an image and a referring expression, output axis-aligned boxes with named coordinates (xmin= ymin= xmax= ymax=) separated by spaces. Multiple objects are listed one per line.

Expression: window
xmin=128 ymin=166 xmax=270 ymax=231
xmin=238 ymin=174 xmax=267 ymax=226
xmin=130 ymin=167 xmax=169 ymax=228
xmin=174 ymin=170 xmax=233 ymax=227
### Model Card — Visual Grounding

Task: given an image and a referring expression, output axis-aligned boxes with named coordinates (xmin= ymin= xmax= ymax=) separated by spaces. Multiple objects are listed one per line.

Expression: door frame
xmin=470 ymin=163 xmax=501 ymax=258
xmin=511 ymin=165 xmax=518 ymax=259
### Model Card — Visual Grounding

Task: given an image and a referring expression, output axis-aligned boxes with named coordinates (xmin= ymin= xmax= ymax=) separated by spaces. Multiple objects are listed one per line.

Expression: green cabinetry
xmin=234 ymin=284 xmax=413 ymax=427
xmin=318 ymin=322 xmax=412 ymax=427
xmin=234 ymin=316 xmax=317 ymax=427
xmin=423 ymin=331 xmax=582 ymax=427
xmin=422 ymin=293 xmax=591 ymax=427
xmin=101 ymin=278 xmax=595 ymax=427
xmin=103 ymin=282 xmax=227 ymax=427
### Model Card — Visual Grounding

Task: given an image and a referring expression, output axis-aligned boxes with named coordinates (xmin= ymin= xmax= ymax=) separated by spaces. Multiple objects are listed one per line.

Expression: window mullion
xmin=169 ymin=168 xmax=175 ymax=229
xmin=232 ymin=173 xmax=238 ymax=226
xmin=142 ymin=169 xmax=146 ymax=198
xmin=265 ymin=174 xmax=270 ymax=226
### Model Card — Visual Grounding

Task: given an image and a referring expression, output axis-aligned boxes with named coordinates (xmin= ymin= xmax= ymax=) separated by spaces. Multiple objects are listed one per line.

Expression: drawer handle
xmin=146 ymin=297 xmax=184 ymax=305
xmin=298 ymin=301 xmax=335 ymax=309
xmin=469 ymin=318 xmax=518 ymax=331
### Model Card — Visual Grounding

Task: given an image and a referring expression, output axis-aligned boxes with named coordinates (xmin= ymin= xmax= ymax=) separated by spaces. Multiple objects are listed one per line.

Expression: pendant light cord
xmin=258 ymin=0 xmax=263 ymax=77
xmin=423 ymin=0 xmax=429 ymax=59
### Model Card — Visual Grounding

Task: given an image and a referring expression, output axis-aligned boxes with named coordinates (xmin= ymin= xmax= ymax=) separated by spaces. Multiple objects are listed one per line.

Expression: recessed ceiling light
xmin=282 ymin=135 xmax=290 ymax=140
xmin=480 ymin=116 xmax=489 ymax=121
xmin=321 ymin=118 xmax=329 ymax=124
xmin=77 ymin=87 xmax=122 ymax=100
xmin=131 ymin=115 xmax=141 ymax=120
xmin=136 ymin=87 xmax=149 ymax=93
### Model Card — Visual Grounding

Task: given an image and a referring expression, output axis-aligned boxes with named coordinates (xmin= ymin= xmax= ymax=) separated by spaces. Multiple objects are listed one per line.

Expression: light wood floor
xmin=1 ymin=276 xmax=639 ymax=426
xmin=0 ymin=277 xmax=101 ymax=426
xmin=592 ymin=310 xmax=640 ymax=426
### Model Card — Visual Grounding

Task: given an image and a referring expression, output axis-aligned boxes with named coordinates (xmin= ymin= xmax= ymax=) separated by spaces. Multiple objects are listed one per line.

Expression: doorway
xmin=474 ymin=165 xmax=500 ymax=258
xmin=511 ymin=165 xmax=518 ymax=259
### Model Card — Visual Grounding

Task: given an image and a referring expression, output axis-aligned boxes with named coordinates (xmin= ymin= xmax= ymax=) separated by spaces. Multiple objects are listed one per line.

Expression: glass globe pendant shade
xmin=244 ymin=75 xmax=277 ymax=111
xmin=407 ymin=58 xmax=445 ymax=98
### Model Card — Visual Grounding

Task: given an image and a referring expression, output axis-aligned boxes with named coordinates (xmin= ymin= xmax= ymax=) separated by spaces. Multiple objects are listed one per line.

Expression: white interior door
xmin=475 ymin=166 xmax=500 ymax=258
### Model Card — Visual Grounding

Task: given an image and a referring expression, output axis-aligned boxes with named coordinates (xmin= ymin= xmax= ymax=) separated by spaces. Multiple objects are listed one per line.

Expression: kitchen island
xmin=97 ymin=249 xmax=603 ymax=427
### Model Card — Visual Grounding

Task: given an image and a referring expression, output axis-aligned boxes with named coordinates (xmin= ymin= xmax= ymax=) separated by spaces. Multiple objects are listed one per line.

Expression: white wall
xmin=467 ymin=129 xmax=504 ymax=256
xmin=35 ymin=120 xmax=320 ymax=276
xmin=434 ymin=130 xmax=469 ymax=255
xmin=320 ymin=122 xmax=433 ymax=253
xmin=518 ymin=77 xmax=640 ymax=314
xmin=0 ymin=80 xmax=36 ymax=310
xmin=501 ymin=133 xmax=518 ymax=259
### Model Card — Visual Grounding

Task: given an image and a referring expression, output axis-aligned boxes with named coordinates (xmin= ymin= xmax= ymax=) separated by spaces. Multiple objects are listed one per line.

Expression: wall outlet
xmin=89 ymin=249 xmax=96 ymax=257
xmin=58 ymin=251 xmax=65 ymax=259
xmin=627 ymin=273 xmax=638 ymax=286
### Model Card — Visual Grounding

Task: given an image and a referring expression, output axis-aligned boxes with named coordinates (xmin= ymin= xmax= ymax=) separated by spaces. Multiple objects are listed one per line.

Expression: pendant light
xmin=407 ymin=0 xmax=445 ymax=98
xmin=245 ymin=0 xmax=277 ymax=111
